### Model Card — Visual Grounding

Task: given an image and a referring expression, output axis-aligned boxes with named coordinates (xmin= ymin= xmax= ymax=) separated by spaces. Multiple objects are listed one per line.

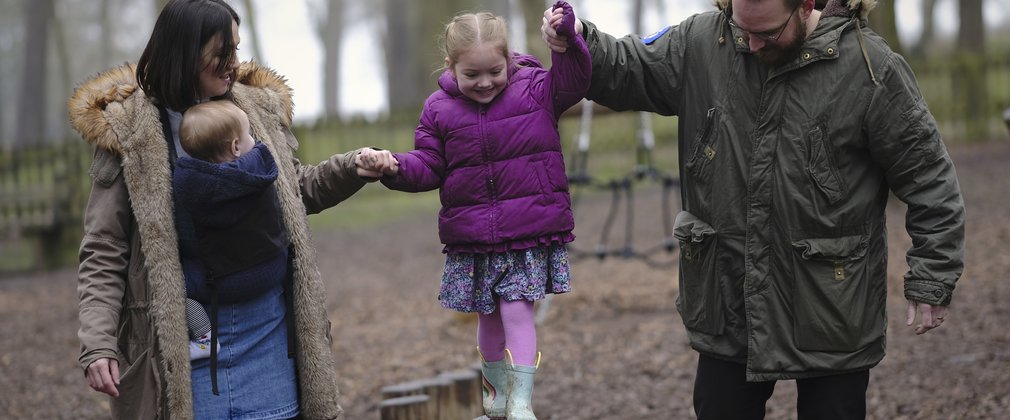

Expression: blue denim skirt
xmin=190 ymin=284 xmax=299 ymax=420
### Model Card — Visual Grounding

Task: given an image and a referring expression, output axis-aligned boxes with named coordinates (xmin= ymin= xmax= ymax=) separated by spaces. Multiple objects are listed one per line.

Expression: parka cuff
xmin=345 ymin=148 xmax=366 ymax=179
xmin=79 ymin=348 xmax=118 ymax=373
xmin=904 ymin=279 xmax=953 ymax=306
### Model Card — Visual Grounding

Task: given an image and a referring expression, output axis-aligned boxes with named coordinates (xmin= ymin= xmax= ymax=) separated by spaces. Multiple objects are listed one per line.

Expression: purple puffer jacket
xmin=382 ymin=2 xmax=590 ymax=253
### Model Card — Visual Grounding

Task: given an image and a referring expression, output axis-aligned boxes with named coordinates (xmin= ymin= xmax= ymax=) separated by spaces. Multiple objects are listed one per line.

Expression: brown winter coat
xmin=68 ymin=61 xmax=365 ymax=419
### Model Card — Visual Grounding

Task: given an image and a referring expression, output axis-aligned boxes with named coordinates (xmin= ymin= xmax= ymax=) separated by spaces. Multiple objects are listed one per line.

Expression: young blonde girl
xmin=367 ymin=2 xmax=589 ymax=419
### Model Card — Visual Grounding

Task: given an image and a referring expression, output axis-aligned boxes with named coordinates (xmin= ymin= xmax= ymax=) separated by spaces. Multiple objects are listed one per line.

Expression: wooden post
xmin=379 ymin=394 xmax=430 ymax=420
xmin=438 ymin=369 xmax=481 ymax=419
xmin=418 ymin=376 xmax=452 ymax=419
xmin=471 ymin=361 xmax=485 ymax=415
xmin=381 ymin=379 xmax=426 ymax=399
xmin=381 ymin=379 xmax=438 ymax=417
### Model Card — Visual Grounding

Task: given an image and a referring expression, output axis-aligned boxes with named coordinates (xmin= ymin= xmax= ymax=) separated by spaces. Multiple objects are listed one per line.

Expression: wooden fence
xmin=379 ymin=364 xmax=483 ymax=420
xmin=0 ymin=141 xmax=92 ymax=269
xmin=909 ymin=54 xmax=1010 ymax=143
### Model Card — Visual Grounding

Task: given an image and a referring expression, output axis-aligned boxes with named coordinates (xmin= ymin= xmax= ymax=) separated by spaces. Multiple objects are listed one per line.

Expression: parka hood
xmin=68 ymin=61 xmax=293 ymax=155
xmin=713 ymin=0 xmax=877 ymax=19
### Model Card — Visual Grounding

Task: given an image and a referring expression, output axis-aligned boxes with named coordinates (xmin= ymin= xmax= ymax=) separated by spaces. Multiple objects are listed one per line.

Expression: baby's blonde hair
xmin=180 ymin=100 xmax=246 ymax=163
xmin=443 ymin=12 xmax=509 ymax=70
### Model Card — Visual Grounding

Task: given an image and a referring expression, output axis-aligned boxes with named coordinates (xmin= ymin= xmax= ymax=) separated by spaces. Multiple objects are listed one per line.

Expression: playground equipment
xmin=536 ymin=102 xmax=681 ymax=326
xmin=564 ymin=101 xmax=680 ymax=269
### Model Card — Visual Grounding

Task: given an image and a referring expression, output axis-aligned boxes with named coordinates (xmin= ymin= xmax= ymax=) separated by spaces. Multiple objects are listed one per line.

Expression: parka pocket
xmin=805 ymin=124 xmax=847 ymax=205
xmin=673 ymin=211 xmax=724 ymax=335
xmin=111 ymin=346 xmax=159 ymax=419
xmin=685 ymin=108 xmax=719 ymax=180
xmin=790 ymin=234 xmax=884 ymax=352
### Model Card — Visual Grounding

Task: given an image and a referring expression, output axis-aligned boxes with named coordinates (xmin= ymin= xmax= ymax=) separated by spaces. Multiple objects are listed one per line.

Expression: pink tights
xmin=477 ymin=299 xmax=537 ymax=366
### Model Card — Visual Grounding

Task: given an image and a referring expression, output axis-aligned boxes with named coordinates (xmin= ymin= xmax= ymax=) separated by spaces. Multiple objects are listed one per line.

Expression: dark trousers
xmin=693 ymin=354 xmax=869 ymax=420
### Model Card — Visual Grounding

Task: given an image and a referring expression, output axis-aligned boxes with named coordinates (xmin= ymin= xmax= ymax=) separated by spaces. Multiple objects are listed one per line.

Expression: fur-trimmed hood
xmin=713 ymin=0 xmax=877 ymax=19
xmin=68 ymin=61 xmax=294 ymax=155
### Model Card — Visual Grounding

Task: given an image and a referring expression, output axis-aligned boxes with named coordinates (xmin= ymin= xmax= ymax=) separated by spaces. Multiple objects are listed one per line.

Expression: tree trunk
xmin=240 ymin=0 xmax=265 ymax=63
xmin=957 ymin=0 xmax=984 ymax=52
xmin=322 ymin=0 xmax=344 ymax=120
xmin=52 ymin=0 xmax=72 ymax=140
xmin=910 ymin=0 xmax=937 ymax=59
xmin=957 ymin=0 xmax=986 ymax=142
xmin=519 ymin=0 xmax=552 ymax=64
xmin=16 ymin=0 xmax=53 ymax=148
xmin=100 ymin=0 xmax=112 ymax=65
xmin=868 ymin=0 xmax=902 ymax=56
xmin=383 ymin=0 xmax=467 ymax=115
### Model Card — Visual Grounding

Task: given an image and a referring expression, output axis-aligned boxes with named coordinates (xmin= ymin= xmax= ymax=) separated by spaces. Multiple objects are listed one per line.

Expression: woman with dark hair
xmin=67 ymin=0 xmax=394 ymax=418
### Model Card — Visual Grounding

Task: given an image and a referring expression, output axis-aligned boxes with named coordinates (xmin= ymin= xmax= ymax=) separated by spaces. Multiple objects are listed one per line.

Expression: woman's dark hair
xmin=136 ymin=0 xmax=240 ymax=111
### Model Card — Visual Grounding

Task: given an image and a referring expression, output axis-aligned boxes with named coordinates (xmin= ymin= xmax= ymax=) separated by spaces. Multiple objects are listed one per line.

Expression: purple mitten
xmin=552 ymin=1 xmax=576 ymax=38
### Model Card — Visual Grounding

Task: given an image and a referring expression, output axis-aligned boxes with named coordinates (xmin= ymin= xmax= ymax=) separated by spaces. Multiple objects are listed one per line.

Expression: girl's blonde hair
xmin=443 ymin=12 xmax=509 ymax=70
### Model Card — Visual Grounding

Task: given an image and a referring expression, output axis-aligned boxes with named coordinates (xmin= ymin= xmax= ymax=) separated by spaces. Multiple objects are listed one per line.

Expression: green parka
xmin=582 ymin=0 xmax=964 ymax=380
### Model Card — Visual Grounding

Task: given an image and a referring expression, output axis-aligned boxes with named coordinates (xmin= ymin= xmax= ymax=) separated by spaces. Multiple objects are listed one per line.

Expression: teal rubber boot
xmin=478 ymin=348 xmax=508 ymax=419
xmin=505 ymin=349 xmax=540 ymax=420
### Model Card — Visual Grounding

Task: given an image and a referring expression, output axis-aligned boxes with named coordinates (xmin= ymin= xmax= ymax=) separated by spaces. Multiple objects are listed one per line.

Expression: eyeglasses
xmin=726 ymin=4 xmax=800 ymax=42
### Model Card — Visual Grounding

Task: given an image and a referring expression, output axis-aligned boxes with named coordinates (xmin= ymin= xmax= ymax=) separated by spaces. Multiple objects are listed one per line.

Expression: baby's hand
xmin=355 ymin=148 xmax=399 ymax=179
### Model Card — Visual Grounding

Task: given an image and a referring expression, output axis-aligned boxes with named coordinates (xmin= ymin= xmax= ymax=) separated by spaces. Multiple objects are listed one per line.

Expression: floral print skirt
xmin=439 ymin=244 xmax=572 ymax=314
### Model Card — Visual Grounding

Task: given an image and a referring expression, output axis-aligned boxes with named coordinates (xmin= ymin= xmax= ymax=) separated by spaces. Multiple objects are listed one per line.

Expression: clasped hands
xmin=355 ymin=148 xmax=399 ymax=179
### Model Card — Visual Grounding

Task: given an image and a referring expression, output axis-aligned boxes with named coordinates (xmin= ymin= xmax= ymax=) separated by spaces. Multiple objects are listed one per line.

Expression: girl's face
xmin=451 ymin=43 xmax=508 ymax=104
xmin=198 ymin=20 xmax=241 ymax=100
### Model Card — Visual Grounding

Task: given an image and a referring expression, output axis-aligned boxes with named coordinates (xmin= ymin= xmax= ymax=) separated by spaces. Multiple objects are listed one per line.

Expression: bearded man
xmin=542 ymin=1 xmax=965 ymax=419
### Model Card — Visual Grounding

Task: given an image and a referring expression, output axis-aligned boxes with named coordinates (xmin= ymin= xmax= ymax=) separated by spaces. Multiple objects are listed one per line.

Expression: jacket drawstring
xmin=853 ymin=17 xmax=880 ymax=86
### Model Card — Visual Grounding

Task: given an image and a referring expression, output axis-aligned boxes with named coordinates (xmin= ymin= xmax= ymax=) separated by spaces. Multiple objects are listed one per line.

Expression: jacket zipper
xmin=478 ymin=105 xmax=496 ymax=242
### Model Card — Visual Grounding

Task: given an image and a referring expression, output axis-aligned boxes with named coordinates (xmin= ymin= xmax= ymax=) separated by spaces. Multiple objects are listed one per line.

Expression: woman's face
xmin=198 ymin=20 xmax=241 ymax=99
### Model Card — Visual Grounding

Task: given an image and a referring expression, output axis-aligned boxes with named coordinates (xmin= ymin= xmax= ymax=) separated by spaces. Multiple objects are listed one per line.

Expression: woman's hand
xmin=355 ymin=148 xmax=399 ymax=179
xmin=86 ymin=357 xmax=120 ymax=397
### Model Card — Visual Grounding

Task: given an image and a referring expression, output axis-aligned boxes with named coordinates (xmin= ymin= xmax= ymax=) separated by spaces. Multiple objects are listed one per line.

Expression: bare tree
xmin=910 ymin=0 xmax=937 ymax=59
xmin=958 ymin=0 xmax=986 ymax=141
xmin=520 ymin=0 xmax=551 ymax=63
xmin=52 ymin=0 xmax=74 ymax=140
xmin=240 ymin=0 xmax=266 ymax=63
xmin=16 ymin=0 xmax=54 ymax=148
xmin=314 ymin=0 xmax=344 ymax=120
xmin=958 ymin=0 xmax=985 ymax=52
xmin=100 ymin=0 xmax=112 ymax=65
xmin=868 ymin=0 xmax=902 ymax=56
xmin=383 ymin=0 xmax=468 ymax=115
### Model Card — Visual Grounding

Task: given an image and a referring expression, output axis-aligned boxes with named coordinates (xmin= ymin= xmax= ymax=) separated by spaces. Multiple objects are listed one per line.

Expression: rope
xmin=565 ymin=163 xmax=680 ymax=269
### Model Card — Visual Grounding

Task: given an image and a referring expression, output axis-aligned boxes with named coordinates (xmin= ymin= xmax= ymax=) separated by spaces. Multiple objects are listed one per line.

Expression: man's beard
xmin=755 ymin=19 xmax=807 ymax=68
